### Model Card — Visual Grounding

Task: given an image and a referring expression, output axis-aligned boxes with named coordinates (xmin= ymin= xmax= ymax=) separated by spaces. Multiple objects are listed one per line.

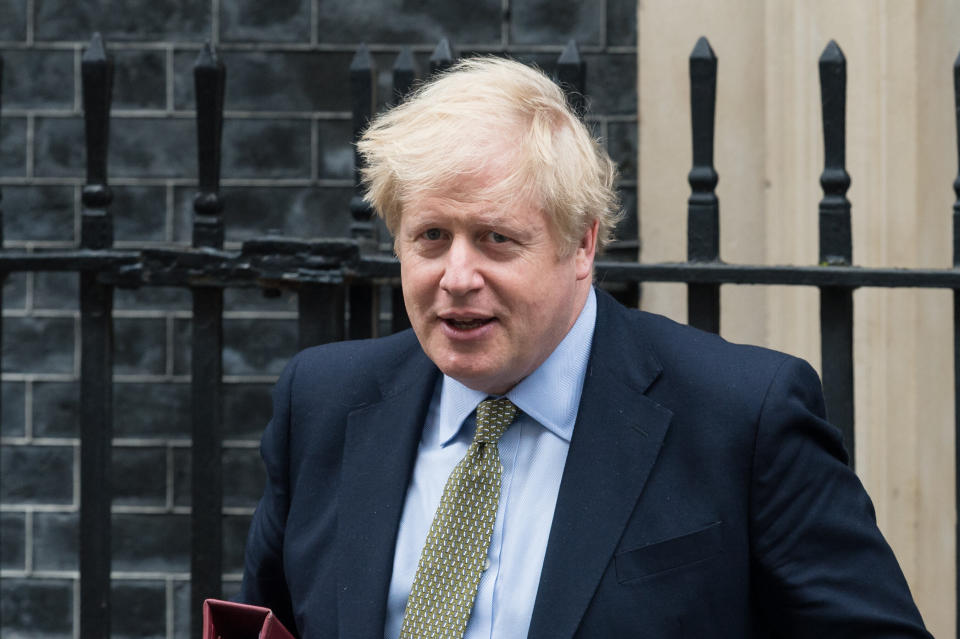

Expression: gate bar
xmin=190 ymin=42 xmax=226 ymax=639
xmin=817 ymin=40 xmax=855 ymax=466
xmin=78 ymin=33 xmax=115 ymax=639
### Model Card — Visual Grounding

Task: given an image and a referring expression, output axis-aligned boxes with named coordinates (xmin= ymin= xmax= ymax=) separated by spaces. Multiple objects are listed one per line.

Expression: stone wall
xmin=0 ymin=1 xmax=637 ymax=637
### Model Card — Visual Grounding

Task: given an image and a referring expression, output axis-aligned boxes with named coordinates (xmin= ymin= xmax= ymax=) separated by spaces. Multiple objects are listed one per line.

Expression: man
xmin=240 ymin=57 xmax=930 ymax=637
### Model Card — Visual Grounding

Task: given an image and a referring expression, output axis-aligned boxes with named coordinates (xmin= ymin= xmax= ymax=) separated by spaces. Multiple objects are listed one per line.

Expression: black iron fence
xmin=1 ymin=33 xmax=958 ymax=638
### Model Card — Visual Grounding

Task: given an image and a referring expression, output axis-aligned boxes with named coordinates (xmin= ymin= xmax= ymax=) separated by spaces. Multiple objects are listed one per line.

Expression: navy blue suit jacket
xmin=240 ymin=289 xmax=930 ymax=638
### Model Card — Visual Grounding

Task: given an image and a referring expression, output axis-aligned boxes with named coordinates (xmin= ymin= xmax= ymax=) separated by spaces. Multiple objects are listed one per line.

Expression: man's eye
xmin=489 ymin=232 xmax=510 ymax=244
xmin=422 ymin=228 xmax=444 ymax=241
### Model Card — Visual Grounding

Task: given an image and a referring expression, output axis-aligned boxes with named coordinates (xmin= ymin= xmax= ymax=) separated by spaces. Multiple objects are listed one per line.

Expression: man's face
xmin=395 ymin=184 xmax=597 ymax=395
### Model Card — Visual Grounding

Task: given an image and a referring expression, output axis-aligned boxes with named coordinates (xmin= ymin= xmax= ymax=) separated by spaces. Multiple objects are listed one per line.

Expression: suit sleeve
xmin=237 ymin=353 xmax=298 ymax=633
xmin=749 ymin=357 xmax=931 ymax=638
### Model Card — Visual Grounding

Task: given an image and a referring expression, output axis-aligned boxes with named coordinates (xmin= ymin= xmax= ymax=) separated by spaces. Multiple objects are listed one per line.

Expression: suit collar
xmin=336 ymin=335 xmax=439 ymax=639
xmin=528 ymin=289 xmax=672 ymax=639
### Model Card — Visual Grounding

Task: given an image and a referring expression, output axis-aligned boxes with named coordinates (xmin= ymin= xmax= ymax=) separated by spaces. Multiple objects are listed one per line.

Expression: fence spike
xmin=686 ymin=36 xmax=720 ymax=333
xmin=429 ymin=38 xmax=454 ymax=75
xmin=392 ymin=46 xmax=418 ymax=104
xmin=556 ymin=40 xmax=586 ymax=118
xmin=817 ymin=39 xmax=855 ymax=468
xmin=818 ymin=39 xmax=851 ymax=266
xmin=192 ymin=42 xmax=226 ymax=249
xmin=80 ymin=32 xmax=114 ymax=249
xmin=349 ymin=44 xmax=377 ymax=240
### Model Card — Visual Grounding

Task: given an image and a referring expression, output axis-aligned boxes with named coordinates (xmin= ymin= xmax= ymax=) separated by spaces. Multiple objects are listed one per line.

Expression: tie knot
xmin=473 ymin=398 xmax=517 ymax=444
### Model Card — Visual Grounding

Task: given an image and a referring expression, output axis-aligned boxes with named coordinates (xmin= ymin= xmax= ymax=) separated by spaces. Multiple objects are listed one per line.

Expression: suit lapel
xmin=336 ymin=344 xmax=439 ymax=639
xmin=528 ymin=292 xmax=672 ymax=639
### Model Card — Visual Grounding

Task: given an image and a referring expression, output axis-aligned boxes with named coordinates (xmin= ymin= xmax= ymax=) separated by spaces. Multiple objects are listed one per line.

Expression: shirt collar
xmin=437 ymin=287 xmax=597 ymax=445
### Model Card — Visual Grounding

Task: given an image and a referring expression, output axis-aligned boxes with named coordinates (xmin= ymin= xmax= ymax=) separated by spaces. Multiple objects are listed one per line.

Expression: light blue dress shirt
xmin=384 ymin=288 xmax=597 ymax=639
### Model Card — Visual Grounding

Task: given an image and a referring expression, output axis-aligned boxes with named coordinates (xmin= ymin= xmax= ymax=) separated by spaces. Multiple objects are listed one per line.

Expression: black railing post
xmin=817 ymin=40 xmax=855 ymax=465
xmin=348 ymin=44 xmax=377 ymax=339
xmin=190 ymin=42 xmax=226 ymax=639
xmin=952 ymin=46 xmax=960 ymax=634
xmin=429 ymin=38 xmax=455 ymax=76
xmin=1 ymin=55 xmax=5 ymax=430
xmin=687 ymin=37 xmax=720 ymax=334
xmin=393 ymin=46 xmax=418 ymax=104
xmin=556 ymin=40 xmax=586 ymax=119
xmin=386 ymin=47 xmax=418 ymax=334
xmin=78 ymin=33 xmax=115 ymax=639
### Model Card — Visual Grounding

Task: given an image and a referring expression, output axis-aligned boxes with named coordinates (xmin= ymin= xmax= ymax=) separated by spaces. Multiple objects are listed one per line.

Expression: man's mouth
xmin=442 ymin=317 xmax=494 ymax=330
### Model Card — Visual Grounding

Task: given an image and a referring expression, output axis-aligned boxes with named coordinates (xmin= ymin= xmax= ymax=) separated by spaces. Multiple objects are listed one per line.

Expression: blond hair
xmin=356 ymin=56 xmax=622 ymax=255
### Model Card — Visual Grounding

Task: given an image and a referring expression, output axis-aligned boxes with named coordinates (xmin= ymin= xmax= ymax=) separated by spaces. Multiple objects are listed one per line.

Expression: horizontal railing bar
xmin=593 ymin=262 xmax=960 ymax=288
xmin=6 ymin=250 xmax=960 ymax=290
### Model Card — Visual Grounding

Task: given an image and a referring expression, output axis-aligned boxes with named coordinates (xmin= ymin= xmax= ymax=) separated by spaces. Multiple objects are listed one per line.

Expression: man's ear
xmin=575 ymin=219 xmax=599 ymax=281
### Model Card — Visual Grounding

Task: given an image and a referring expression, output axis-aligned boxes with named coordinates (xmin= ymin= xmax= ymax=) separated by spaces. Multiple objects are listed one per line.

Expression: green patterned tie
xmin=399 ymin=398 xmax=519 ymax=639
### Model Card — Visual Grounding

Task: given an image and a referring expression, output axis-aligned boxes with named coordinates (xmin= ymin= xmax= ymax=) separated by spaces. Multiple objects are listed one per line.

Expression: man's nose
xmin=439 ymin=238 xmax=483 ymax=296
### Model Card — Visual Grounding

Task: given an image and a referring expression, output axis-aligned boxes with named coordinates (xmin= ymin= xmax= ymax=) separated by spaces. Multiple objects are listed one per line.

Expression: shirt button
xmin=483 ymin=558 xmax=491 ymax=571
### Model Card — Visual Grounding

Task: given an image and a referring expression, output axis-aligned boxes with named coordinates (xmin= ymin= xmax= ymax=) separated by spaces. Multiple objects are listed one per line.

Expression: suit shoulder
xmin=608 ymin=301 xmax=818 ymax=407
xmin=280 ymin=329 xmax=426 ymax=405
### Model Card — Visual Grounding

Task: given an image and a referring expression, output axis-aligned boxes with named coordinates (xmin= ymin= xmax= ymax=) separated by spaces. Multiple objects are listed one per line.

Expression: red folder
xmin=202 ymin=599 xmax=296 ymax=639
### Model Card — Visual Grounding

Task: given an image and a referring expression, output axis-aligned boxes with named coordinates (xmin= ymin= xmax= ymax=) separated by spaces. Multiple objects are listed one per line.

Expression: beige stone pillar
xmin=638 ymin=1 xmax=958 ymax=635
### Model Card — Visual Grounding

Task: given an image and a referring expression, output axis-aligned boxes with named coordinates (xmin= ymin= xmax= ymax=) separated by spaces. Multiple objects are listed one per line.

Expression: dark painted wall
xmin=0 ymin=1 xmax=636 ymax=636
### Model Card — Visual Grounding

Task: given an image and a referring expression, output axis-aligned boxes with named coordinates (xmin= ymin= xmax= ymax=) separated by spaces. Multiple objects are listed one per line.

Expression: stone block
xmin=2 ymin=382 xmax=26 ymax=437
xmin=110 ymin=117 xmax=195 ymax=178
xmin=35 ymin=117 xmax=195 ymax=179
xmin=172 ymin=446 xmax=189 ymax=506
xmin=1 ymin=117 xmax=27 ymax=177
xmin=113 ymin=185 xmax=168 ymax=242
xmin=0 ymin=48 xmax=74 ymax=109
xmin=317 ymin=118 xmax=353 ymax=180
xmin=32 ymin=511 xmax=77 ymax=570
xmin=4 ymin=272 xmax=28 ymax=308
xmin=607 ymin=120 xmax=637 ymax=181
xmin=112 ymin=512 xmax=190 ymax=571
xmin=34 ymin=0 xmax=210 ymax=42
xmin=1 ymin=445 xmax=75 ymax=503
xmin=174 ymin=50 xmax=354 ymax=112
xmin=33 ymin=382 xmax=79 ymax=438
xmin=0 ymin=578 xmax=73 ymax=637
xmin=112 ymin=580 xmax=166 ymax=639
xmin=173 ymin=186 xmax=353 ymax=243
xmin=1 ymin=186 xmax=77 ymax=243
xmin=114 ymin=382 xmax=190 ymax=438
xmin=584 ymin=53 xmax=636 ymax=115
xmin=172 ymin=446 xmax=266 ymax=508
xmin=224 ymin=287 xmax=298 ymax=313
xmin=223 ymin=513 xmax=253 ymax=573
xmin=221 ymin=0 xmax=310 ymax=43
xmin=316 ymin=0 xmax=501 ymax=45
xmin=510 ymin=0 xmax=602 ymax=45
xmin=224 ymin=317 xmax=298 ymax=376
xmin=115 ymin=286 xmax=192 ymax=311
xmin=607 ymin=0 xmax=637 ymax=46
xmin=173 ymin=580 xmax=190 ymax=638
xmin=33 ymin=271 xmax=78 ymax=310
xmin=1 ymin=512 xmax=25 ymax=569
xmin=2 ymin=317 xmax=74 ymax=374
xmin=113 ymin=49 xmax=167 ymax=110
xmin=33 ymin=116 xmax=83 ymax=178
xmin=113 ymin=446 xmax=166 ymax=506
xmin=224 ymin=383 xmax=273 ymax=440
xmin=114 ymin=317 xmax=166 ymax=375
xmin=0 ymin=1 xmax=27 ymax=41
xmin=223 ymin=446 xmax=265 ymax=508
xmin=222 ymin=119 xmax=311 ymax=179
xmin=173 ymin=316 xmax=297 ymax=376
